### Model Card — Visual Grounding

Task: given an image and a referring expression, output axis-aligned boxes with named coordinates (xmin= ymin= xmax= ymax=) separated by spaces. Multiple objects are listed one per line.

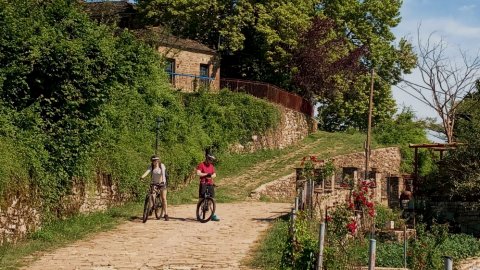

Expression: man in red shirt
xmin=196 ymin=153 xmax=220 ymax=221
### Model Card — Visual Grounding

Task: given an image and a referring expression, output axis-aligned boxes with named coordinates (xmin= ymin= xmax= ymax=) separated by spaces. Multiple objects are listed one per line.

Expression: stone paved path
xmin=23 ymin=202 xmax=290 ymax=270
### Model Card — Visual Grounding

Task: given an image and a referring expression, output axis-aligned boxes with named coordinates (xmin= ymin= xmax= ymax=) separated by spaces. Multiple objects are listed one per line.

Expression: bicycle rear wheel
xmin=196 ymin=197 xmax=216 ymax=223
xmin=155 ymin=194 xmax=164 ymax=219
xmin=142 ymin=194 xmax=152 ymax=223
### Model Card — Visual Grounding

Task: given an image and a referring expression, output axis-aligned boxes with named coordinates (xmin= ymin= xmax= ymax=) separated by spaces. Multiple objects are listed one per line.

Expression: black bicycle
xmin=196 ymin=184 xmax=216 ymax=223
xmin=142 ymin=183 xmax=164 ymax=223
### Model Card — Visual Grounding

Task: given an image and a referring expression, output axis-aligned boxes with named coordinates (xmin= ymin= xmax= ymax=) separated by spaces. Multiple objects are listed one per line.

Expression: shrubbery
xmin=0 ymin=0 xmax=280 ymax=219
xmin=373 ymin=108 xmax=433 ymax=175
xmin=277 ymin=206 xmax=480 ymax=269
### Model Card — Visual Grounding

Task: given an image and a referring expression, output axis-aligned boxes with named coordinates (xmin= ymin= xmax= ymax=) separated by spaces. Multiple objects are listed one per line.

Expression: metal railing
xmin=220 ymin=78 xmax=314 ymax=116
xmin=168 ymin=73 xmax=215 ymax=92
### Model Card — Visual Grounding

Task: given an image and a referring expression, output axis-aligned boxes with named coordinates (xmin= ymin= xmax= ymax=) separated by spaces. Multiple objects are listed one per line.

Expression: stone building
xmin=134 ymin=27 xmax=221 ymax=92
xmin=83 ymin=1 xmax=220 ymax=92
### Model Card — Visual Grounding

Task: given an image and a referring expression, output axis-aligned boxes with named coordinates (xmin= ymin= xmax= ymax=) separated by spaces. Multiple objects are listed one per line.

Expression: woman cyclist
xmin=141 ymin=155 xmax=169 ymax=221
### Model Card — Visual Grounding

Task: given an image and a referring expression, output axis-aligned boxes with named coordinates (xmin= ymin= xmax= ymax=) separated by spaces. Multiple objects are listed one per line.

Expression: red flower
xmin=348 ymin=202 xmax=355 ymax=210
xmin=326 ymin=215 xmax=332 ymax=222
xmin=347 ymin=220 xmax=357 ymax=234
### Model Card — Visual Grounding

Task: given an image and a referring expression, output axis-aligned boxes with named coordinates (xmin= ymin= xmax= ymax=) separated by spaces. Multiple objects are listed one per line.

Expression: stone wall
xmin=331 ymin=147 xmax=402 ymax=176
xmin=250 ymin=147 xmax=401 ymax=202
xmin=231 ymin=105 xmax=317 ymax=153
xmin=0 ymin=193 xmax=41 ymax=245
xmin=457 ymin=257 xmax=480 ymax=270
xmin=427 ymin=201 xmax=480 ymax=237
xmin=0 ymin=173 xmax=124 ymax=245
xmin=250 ymin=174 xmax=297 ymax=200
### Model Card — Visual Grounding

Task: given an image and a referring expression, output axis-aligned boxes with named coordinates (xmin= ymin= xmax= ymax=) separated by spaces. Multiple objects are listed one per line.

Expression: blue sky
xmin=392 ymin=0 xmax=480 ymax=120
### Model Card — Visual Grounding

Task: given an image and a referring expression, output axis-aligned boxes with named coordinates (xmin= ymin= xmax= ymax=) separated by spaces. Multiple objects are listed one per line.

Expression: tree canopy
xmin=138 ymin=0 xmax=416 ymax=130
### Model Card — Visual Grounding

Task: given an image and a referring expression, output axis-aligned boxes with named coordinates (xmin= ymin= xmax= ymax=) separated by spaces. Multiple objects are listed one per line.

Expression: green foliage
xmin=137 ymin=0 xmax=254 ymax=52
xmin=409 ymin=223 xmax=480 ymax=270
xmin=0 ymin=0 xmax=280 ymax=219
xmin=318 ymin=74 xmax=397 ymax=132
xmin=455 ymin=84 xmax=480 ymax=142
xmin=373 ymin=107 xmax=433 ymax=174
xmin=183 ymin=90 xmax=280 ymax=150
xmin=281 ymin=211 xmax=318 ymax=270
xmin=374 ymin=204 xmax=404 ymax=230
xmin=421 ymin=88 xmax=480 ymax=200
xmin=249 ymin=217 xmax=290 ymax=270
xmin=425 ymin=140 xmax=480 ymax=200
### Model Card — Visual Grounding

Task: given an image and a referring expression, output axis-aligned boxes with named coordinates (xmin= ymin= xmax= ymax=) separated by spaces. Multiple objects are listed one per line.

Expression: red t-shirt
xmin=197 ymin=162 xmax=215 ymax=185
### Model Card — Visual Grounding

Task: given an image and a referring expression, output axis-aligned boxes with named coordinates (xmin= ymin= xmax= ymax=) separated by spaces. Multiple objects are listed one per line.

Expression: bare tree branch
xmin=400 ymin=26 xmax=480 ymax=142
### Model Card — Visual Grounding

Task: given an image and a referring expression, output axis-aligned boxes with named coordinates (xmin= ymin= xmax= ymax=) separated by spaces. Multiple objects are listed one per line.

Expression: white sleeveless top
xmin=144 ymin=163 xmax=166 ymax=184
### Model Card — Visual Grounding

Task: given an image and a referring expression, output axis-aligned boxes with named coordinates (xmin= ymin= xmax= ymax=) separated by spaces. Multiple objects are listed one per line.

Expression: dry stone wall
xmin=0 ymin=193 xmax=41 ymax=245
xmin=457 ymin=257 xmax=480 ymax=270
xmin=331 ymin=147 xmax=402 ymax=175
xmin=231 ymin=105 xmax=317 ymax=153
xmin=250 ymin=147 xmax=402 ymax=202
xmin=427 ymin=201 xmax=480 ymax=237
xmin=0 ymin=173 xmax=125 ymax=245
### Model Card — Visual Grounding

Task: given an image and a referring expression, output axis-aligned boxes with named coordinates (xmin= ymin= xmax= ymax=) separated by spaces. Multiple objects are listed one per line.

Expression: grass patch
xmin=0 ymin=202 xmax=142 ymax=270
xmin=247 ymin=216 xmax=290 ymax=270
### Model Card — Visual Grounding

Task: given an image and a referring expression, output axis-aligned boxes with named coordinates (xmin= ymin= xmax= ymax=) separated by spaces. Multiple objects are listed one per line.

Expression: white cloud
xmin=458 ymin=4 xmax=476 ymax=12
xmin=395 ymin=18 xmax=480 ymax=53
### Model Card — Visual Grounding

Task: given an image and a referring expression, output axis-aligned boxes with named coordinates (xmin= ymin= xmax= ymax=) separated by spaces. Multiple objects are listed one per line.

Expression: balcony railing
xmin=167 ymin=73 xmax=215 ymax=92
xmin=220 ymin=78 xmax=314 ymax=116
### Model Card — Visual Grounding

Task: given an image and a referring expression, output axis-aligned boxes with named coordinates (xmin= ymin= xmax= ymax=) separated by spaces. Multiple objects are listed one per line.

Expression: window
xmin=165 ymin=58 xmax=175 ymax=84
xmin=199 ymin=64 xmax=210 ymax=88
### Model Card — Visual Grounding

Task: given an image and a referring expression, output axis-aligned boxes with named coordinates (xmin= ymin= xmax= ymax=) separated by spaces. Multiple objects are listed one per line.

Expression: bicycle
xmin=196 ymin=184 xmax=216 ymax=223
xmin=142 ymin=183 xmax=165 ymax=223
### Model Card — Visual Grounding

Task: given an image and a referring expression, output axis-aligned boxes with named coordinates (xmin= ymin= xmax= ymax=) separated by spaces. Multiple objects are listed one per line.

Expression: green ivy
xmin=0 ymin=0 xmax=280 ymax=221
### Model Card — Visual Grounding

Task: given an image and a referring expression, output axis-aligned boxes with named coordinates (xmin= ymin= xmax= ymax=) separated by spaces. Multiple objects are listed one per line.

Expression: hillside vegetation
xmin=0 ymin=0 xmax=279 ymax=220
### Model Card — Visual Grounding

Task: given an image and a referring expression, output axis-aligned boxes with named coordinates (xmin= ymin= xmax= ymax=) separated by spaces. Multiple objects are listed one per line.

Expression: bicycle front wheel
xmin=155 ymin=194 xmax=164 ymax=219
xmin=196 ymin=197 xmax=216 ymax=223
xmin=142 ymin=194 xmax=152 ymax=223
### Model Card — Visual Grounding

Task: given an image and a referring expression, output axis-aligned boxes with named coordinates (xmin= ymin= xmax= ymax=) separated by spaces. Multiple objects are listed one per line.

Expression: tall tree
xmin=454 ymin=81 xmax=480 ymax=142
xmin=292 ymin=16 xmax=368 ymax=101
xmin=401 ymin=29 xmax=480 ymax=142
xmin=301 ymin=0 xmax=416 ymax=130
xmin=137 ymin=0 xmax=254 ymax=52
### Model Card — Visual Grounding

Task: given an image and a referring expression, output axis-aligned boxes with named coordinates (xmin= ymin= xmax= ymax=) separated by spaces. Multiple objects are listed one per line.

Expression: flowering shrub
xmin=299 ymin=156 xmax=335 ymax=185
xmin=328 ymin=179 xmax=376 ymax=236
xmin=346 ymin=219 xmax=358 ymax=234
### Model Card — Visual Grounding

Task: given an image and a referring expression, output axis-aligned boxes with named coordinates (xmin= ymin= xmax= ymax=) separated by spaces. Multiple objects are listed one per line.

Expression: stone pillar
xmin=368 ymin=168 xmax=382 ymax=203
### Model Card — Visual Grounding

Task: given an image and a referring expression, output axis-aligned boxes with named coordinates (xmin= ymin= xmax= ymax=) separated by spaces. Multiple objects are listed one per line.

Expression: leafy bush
xmin=0 ymin=0 xmax=280 ymax=219
xmin=409 ymin=223 xmax=480 ymax=270
xmin=374 ymin=107 xmax=433 ymax=174
xmin=282 ymin=211 xmax=318 ymax=270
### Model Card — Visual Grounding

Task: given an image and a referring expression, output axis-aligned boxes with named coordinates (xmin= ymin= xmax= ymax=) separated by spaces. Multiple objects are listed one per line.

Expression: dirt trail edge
xmin=23 ymin=202 xmax=290 ymax=270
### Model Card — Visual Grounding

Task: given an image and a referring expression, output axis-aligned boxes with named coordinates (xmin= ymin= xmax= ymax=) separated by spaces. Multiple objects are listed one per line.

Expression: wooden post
xmin=317 ymin=223 xmax=325 ymax=270
xmin=365 ymin=68 xmax=375 ymax=180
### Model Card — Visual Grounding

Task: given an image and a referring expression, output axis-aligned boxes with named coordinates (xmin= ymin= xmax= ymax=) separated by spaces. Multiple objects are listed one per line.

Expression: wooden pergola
xmin=408 ymin=142 xmax=463 ymax=184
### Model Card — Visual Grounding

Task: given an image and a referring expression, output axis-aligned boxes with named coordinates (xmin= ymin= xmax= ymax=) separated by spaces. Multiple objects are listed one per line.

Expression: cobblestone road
xmin=23 ymin=202 xmax=290 ymax=270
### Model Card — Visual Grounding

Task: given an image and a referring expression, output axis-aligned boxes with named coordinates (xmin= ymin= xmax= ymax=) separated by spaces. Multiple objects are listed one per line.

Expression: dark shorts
xmin=199 ymin=183 xmax=215 ymax=198
xmin=152 ymin=183 xmax=167 ymax=192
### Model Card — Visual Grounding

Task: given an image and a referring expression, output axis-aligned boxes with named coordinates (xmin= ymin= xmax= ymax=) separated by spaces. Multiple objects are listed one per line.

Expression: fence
xmin=168 ymin=73 xmax=215 ymax=92
xmin=220 ymin=78 xmax=314 ymax=116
